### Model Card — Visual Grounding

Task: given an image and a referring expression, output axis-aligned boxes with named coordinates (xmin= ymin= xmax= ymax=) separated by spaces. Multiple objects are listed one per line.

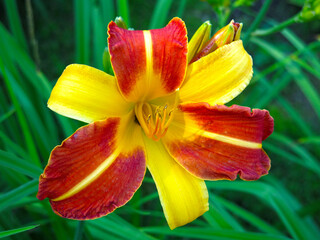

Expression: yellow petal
xmin=180 ymin=40 xmax=253 ymax=105
xmin=144 ymin=137 xmax=209 ymax=229
xmin=48 ymin=64 xmax=132 ymax=123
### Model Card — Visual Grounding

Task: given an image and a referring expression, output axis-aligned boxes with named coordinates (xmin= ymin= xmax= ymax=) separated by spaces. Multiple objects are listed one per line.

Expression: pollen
xmin=135 ymin=102 xmax=175 ymax=141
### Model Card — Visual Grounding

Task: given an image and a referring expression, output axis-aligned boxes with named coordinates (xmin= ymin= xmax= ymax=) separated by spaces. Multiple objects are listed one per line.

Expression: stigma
xmin=135 ymin=102 xmax=175 ymax=141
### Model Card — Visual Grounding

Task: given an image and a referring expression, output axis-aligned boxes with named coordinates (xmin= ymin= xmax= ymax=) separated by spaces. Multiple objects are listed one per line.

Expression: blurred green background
xmin=0 ymin=0 xmax=320 ymax=239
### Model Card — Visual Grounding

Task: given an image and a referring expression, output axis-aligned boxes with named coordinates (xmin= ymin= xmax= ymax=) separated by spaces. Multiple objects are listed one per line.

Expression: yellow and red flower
xmin=37 ymin=18 xmax=274 ymax=229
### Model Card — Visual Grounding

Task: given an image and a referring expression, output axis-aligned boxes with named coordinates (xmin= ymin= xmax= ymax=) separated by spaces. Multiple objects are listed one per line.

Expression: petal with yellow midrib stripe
xmin=163 ymin=103 xmax=274 ymax=181
xmin=37 ymin=114 xmax=146 ymax=219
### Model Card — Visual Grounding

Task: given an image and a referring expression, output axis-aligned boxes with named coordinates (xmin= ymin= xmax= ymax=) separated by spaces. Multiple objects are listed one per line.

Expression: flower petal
xmin=108 ymin=17 xmax=187 ymax=102
xmin=144 ymin=137 xmax=208 ymax=229
xmin=163 ymin=103 xmax=274 ymax=181
xmin=48 ymin=64 xmax=132 ymax=123
xmin=37 ymin=114 xmax=146 ymax=219
xmin=180 ymin=41 xmax=253 ymax=105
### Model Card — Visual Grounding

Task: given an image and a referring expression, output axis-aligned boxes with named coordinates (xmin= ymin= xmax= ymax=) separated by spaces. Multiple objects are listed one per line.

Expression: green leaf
xmin=206 ymin=181 xmax=318 ymax=240
xmin=203 ymin=197 xmax=244 ymax=231
xmin=214 ymin=195 xmax=282 ymax=235
xmin=117 ymin=0 xmax=130 ymax=28
xmin=251 ymin=37 xmax=320 ymax=121
xmin=0 ymin=55 xmax=41 ymax=167
xmin=141 ymin=227 xmax=292 ymax=240
xmin=87 ymin=214 xmax=155 ymax=240
xmin=0 ymin=225 xmax=39 ymax=239
xmin=99 ymin=0 xmax=115 ymax=23
xmin=92 ymin=6 xmax=105 ymax=70
xmin=0 ymin=150 xmax=42 ymax=178
xmin=269 ymin=132 xmax=320 ymax=176
xmin=0 ymin=180 xmax=38 ymax=212
xmin=149 ymin=0 xmax=173 ymax=29
xmin=4 ymin=0 xmax=28 ymax=51
xmin=75 ymin=0 xmax=91 ymax=64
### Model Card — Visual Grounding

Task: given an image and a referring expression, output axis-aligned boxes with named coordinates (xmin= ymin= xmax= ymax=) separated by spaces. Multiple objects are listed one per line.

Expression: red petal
xmin=164 ymin=103 xmax=274 ymax=181
xmin=37 ymin=118 xmax=146 ymax=219
xmin=108 ymin=17 xmax=187 ymax=102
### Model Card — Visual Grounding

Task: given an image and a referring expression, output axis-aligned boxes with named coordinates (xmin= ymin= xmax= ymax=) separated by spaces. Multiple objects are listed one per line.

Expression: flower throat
xmin=135 ymin=102 xmax=175 ymax=141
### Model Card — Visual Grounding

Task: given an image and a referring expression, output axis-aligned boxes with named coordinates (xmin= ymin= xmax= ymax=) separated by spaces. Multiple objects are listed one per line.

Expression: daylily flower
xmin=37 ymin=17 xmax=274 ymax=229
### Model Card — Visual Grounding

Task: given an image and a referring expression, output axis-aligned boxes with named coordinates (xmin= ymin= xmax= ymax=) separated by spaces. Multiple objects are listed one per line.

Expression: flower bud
xmin=190 ymin=20 xmax=243 ymax=63
xmin=115 ymin=16 xmax=128 ymax=29
xmin=188 ymin=21 xmax=212 ymax=63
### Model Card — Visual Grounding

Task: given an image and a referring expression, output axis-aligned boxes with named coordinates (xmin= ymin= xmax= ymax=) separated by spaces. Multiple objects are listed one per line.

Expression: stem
xmin=243 ymin=0 xmax=273 ymax=44
xmin=251 ymin=14 xmax=299 ymax=37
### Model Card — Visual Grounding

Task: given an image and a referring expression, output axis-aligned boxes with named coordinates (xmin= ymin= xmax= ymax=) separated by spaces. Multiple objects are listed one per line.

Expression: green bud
xmin=188 ymin=21 xmax=212 ymax=63
xmin=115 ymin=16 xmax=128 ymax=29
xmin=190 ymin=20 xmax=242 ymax=63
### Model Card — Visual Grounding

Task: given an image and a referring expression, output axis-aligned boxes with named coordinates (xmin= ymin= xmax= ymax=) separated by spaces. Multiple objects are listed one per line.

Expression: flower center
xmin=135 ymin=102 xmax=175 ymax=141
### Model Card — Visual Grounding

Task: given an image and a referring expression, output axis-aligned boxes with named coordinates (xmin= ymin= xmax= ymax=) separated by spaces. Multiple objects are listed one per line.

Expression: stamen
xmin=134 ymin=102 xmax=176 ymax=141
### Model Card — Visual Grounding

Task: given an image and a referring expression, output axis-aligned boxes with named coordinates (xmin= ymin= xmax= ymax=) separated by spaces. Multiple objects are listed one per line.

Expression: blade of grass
xmin=0 ymin=150 xmax=42 ymax=178
xmin=4 ymin=0 xmax=28 ymax=50
xmin=251 ymin=41 xmax=320 ymax=85
xmin=87 ymin=214 xmax=155 ymax=240
xmin=149 ymin=0 xmax=173 ymax=29
xmin=251 ymin=37 xmax=320 ymax=120
xmin=0 ymin=23 xmax=51 ymax=98
xmin=299 ymin=136 xmax=320 ymax=144
xmin=254 ymin=74 xmax=291 ymax=109
xmin=0 ymin=180 xmax=38 ymax=212
xmin=214 ymin=195 xmax=282 ymax=235
xmin=92 ymin=6 xmax=105 ymax=70
xmin=0 ymin=60 xmax=40 ymax=167
xmin=293 ymin=58 xmax=320 ymax=80
xmin=243 ymin=0 xmax=273 ymax=44
xmin=253 ymin=71 xmax=314 ymax=137
xmin=75 ymin=0 xmax=91 ymax=64
xmin=0 ymin=106 xmax=15 ymax=123
xmin=99 ymin=0 xmax=115 ymax=22
xmin=131 ymin=192 xmax=158 ymax=208
xmin=265 ymin=176 xmax=320 ymax=236
xmin=0 ymin=131 xmax=29 ymax=158
xmin=264 ymin=142 xmax=308 ymax=167
xmin=141 ymin=227 xmax=292 ymax=240
xmin=205 ymin=197 xmax=244 ymax=231
xmin=0 ymin=168 xmax=29 ymax=187
xmin=256 ymin=19 xmax=320 ymax=71
xmin=0 ymin=24 xmax=77 ymax=138
xmin=269 ymin=133 xmax=320 ymax=175
xmin=281 ymin=28 xmax=320 ymax=70
xmin=176 ymin=0 xmax=187 ymax=18
xmin=5 ymin=70 xmax=55 ymax=155
xmin=206 ymin=181 xmax=317 ymax=240
xmin=117 ymin=0 xmax=130 ymax=27
xmin=74 ymin=221 xmax=85 ymax=240
xmin=0 ymin=225 xmax=39 ymax=239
